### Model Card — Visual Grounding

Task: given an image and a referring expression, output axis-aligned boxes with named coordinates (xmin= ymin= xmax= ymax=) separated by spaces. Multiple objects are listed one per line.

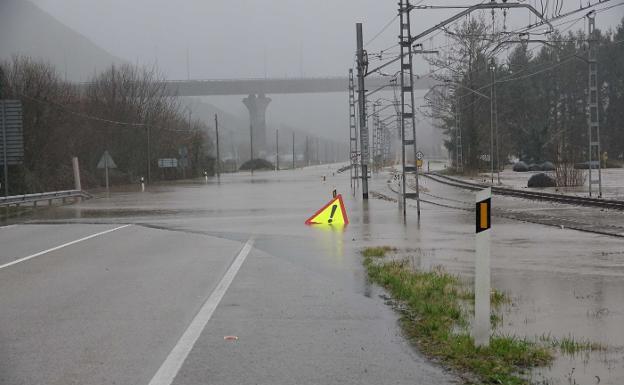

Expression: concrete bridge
xmin=79 ymin=75 xmax=437 ymax=155
xmin=161 ymin=74 xmax=437 ymax=96
xmin=161 ymin=75 xmax=437 ymax=154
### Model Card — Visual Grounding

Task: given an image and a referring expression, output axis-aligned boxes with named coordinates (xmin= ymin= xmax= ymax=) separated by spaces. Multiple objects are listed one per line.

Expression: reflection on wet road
xmin=1 ymin=164 xmax=623 ymax=384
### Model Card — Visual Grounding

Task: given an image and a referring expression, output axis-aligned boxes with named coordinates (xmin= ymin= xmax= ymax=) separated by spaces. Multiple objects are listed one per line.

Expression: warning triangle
xmin=305 ymin=194 xmax=349 ymax=225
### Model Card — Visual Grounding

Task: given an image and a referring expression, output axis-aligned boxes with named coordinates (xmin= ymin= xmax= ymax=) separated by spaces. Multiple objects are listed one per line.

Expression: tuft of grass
xmin=539 ymin=333 xmax=607 ymax=356
xmin=363 ymin=254 xmax=553 ymax=385
xmin=361 ymin=246 xmax=396 ymax=258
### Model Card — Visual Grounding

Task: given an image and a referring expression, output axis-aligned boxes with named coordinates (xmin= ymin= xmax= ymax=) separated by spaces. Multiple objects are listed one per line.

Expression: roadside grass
xmin=361 ymin=245 xmax=396 ymax=258
xmin=0 ymin=205 xmax=32 ymax=221
xmin=362 ymin=250 xmax=552 ymax=385
xmin=539 ymin=333 xmax=607 ymax=355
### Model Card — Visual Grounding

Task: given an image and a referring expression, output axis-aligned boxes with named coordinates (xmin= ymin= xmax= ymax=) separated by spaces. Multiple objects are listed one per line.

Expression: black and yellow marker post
xmin=474 ymin=188 xmax=492 ymax=347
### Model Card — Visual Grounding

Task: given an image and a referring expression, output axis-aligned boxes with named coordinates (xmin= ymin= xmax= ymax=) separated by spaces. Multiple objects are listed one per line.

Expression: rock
xmin=239 ymin=158 xmax=274 ymax=171
xmin=512 ymin=161 xmax=528 ymax=172
xmin=541 ymin=161 xmax=555 ymax=171
xmin=527 ymin=173 xmax=556 ymax=188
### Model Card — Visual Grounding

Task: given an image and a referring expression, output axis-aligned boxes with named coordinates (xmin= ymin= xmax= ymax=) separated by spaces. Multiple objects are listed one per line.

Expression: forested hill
xmin=0 ymin=0 xmax=123 ymax=81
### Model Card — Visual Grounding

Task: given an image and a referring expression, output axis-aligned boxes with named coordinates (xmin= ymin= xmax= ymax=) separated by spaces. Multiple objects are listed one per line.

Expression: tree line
xmin=426 ymin=16 xmax=624 ymax=176
xmin=0 ymin=56 xmax=213 ymax=194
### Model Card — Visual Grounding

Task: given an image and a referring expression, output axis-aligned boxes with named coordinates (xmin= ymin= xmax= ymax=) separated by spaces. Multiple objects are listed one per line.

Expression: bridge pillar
xmin=242 ymin=94 xmax=271 ymax=157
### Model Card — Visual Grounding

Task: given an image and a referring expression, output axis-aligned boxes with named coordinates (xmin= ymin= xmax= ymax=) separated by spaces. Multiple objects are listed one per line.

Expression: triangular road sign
xmin=305 ymin=194 xmax=349 ymax=225
xmin=97 ymin=150 xmax=117 ymax=169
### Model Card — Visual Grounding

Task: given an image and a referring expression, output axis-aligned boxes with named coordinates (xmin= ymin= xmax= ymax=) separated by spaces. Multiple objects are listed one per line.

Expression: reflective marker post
xmin=474 ymin=187 xmax=491 ymax=347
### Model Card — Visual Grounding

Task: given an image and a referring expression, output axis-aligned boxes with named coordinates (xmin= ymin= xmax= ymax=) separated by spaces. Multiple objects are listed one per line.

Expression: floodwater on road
xmin=3 ymin=164 xmax=624 ymax=384
xmin=385 ymin=173 xmax=624 ymax=385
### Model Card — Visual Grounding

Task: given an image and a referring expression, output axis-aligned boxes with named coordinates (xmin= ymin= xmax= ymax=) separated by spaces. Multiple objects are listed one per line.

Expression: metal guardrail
xmin=0 ymin=190 xmax=92 ymax=207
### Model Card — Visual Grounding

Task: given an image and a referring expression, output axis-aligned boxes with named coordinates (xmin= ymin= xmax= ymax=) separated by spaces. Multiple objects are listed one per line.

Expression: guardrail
xmin=0 ymin=190 xmax=92 ymax=207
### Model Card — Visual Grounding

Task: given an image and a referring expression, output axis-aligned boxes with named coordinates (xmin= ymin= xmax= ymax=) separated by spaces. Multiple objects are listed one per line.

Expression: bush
xmin=239 ymin=158 xmax=274 ymax=171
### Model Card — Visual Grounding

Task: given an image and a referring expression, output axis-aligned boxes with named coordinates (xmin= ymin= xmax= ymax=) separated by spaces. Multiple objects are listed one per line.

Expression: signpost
xmin=97 ymin=150 xmax=117 ymax=192
xmin=416 ymin=150 xmax=424 ymax=174
xmin=0 ymin=100 xmax=24 ymax=196
xmin=474 ymin=187 xmax=491 ymax=347
xmin=158 ymin=158 xmax=178 ymax=168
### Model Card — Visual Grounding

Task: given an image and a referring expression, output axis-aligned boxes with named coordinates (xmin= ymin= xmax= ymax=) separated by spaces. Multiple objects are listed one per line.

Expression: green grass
xmin=363 ymin=255 xmax=553 ymax=385
xmin=361 ymin=246 xmax=397 ymax=258
xmin=539 ymin=333 xmax=607 ymax=356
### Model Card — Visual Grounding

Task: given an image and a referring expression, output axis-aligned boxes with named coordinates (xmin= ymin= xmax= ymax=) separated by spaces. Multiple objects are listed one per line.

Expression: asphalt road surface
xmin=0 ymin=165 xmax=459 ymax=385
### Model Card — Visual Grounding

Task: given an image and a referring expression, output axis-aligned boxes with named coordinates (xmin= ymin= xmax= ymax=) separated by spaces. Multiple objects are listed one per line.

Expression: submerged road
xmin=3 ymin=164 xmax=623 ymax=384
xmin=0 ymin=166 xmax=458 ymax=385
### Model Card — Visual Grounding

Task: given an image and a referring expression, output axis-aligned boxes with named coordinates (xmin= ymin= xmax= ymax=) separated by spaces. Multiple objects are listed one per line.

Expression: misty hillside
xmin=0 ymin=0 xmax=123 ymax=81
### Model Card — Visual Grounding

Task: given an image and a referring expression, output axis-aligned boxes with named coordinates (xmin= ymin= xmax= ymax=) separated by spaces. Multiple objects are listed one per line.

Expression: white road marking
xmin=148 ymin=236 xmax=255 ymax=385
xmin=0 ymin=224 xmax=131 ymax=270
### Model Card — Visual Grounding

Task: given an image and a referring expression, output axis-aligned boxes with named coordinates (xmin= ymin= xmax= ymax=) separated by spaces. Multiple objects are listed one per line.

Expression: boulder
xmin=541 ymin=161 xmax=555 ymax=171
xmin=527 ymin=173 xmax=556 ymax=188
xmin=512 ymin=161 xmax=528 ymax=172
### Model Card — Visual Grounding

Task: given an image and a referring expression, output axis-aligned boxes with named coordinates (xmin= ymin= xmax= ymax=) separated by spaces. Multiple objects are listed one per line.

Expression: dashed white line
xmin=147 ymin=236 xmax=255 ymax=385
xmin=0 ymin=224 xmax=131 ymax=270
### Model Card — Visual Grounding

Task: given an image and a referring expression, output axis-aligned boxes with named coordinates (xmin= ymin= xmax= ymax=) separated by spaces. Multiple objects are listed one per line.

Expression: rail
xmin=425 ymin=172 xmax=624 ymax=211
xmin=0 ymin=190 xmax=92 ymax=207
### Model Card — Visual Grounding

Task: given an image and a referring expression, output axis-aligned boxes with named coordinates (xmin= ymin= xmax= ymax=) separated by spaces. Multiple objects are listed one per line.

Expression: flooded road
xmin=1 ymin=164 xmax=623 ymax=384
xmin=0 ymin=166 xmax=457 ymax=385
xmin=375 ymin=171 xmax=624 ymax=385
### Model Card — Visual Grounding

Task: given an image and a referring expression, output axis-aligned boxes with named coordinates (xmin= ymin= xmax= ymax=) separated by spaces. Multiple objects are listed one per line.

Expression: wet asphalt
xmin=0 ymin=166 xmax=460 ymax=385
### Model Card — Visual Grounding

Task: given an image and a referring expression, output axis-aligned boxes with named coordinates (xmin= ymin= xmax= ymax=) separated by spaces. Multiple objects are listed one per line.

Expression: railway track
xmin=424 ymin=173 xmax=624 ymax=211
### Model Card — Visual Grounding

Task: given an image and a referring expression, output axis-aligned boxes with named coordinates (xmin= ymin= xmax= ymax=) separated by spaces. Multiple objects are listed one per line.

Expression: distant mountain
xmin=0 ymin=0 xmax=124 ymax=81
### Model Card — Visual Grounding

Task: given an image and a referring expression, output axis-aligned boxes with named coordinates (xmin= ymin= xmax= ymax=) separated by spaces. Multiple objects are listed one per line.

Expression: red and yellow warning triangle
xmin=305 ymin=194 xmax=349 ymax=225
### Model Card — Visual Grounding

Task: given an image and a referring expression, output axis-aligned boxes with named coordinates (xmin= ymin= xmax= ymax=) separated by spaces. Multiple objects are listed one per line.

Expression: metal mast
xmin=348 ymin=68 xmax=359 ymax=190
xmin=399 ymin=0 xmax=421 ymax=218
xmin=356 ymin=23 xmax=370 ymax=199
xmin=587 ymin=13 xmax=602 ymax=197
xmin=455 ymin=96 xmax=463 ymax=173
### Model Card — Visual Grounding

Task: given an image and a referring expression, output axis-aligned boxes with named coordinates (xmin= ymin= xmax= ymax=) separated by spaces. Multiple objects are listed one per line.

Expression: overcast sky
xmin=29 ymin=0 xmax=624 ymax=80
xmin=21 ymin=0 xmax=624 ymax=143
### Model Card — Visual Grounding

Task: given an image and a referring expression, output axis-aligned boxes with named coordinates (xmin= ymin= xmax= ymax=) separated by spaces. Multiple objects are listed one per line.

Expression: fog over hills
xmin=0 ymin=0 xmax=250 ymax=138
xmin=0 ymin=0 xmax=125 ymax=81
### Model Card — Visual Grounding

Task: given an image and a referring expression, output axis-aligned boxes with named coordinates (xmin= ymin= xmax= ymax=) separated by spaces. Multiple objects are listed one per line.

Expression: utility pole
xmin=146 ymin=125 xmax=151 ymax=184
xmin=215 ymin=114 xmax=220 ymax=178
xmin=249 ymin=124 xmax=254 ymax=175
xmin=275 ymin=128 xmax=279 ymax=171
xmin=1 ymin=101 xmax=8 ymax=197
xmin=455 ymin=96 xmax=463 ymax=174
xmin=348 ymin=68 xmax=359 ymax=190
xmin=292 ymin=131 xmax=295 ymax=169
xmin=356 ymin=23 xmax=369 ymax=200
xmin=587 ymin=12 xmax=602 ymax=197
xmin=489 ymin=59 xmax=496 ymax=185
xmin=398 ymin=0 xmax=420 ymax=218
xmin=305 ymin=136 xmax=309 ymax=166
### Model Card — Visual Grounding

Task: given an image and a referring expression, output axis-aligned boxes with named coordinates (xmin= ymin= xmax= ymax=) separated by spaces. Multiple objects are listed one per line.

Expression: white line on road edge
xmin=148 ymin=236 xmax=255 ymax=385
xmin=0 ymin=224 xmax=131 ymax=270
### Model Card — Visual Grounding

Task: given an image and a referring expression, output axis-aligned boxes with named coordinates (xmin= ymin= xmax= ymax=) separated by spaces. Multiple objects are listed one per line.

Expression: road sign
xmin=474 ymin=187 xmax=491 ymax=347
xmin=97 ymin=150 xmax=117 ymax=169
xmin=1 ymin=100 xmax=24 ymax=196
xmin=416 ymin=151 xmax=424 ymax=161
xmin=0 ymin=100 xmax=24 ymax=166
xmin=97 ymin=150 xmax=116 ymax=192
xmin=158 ymin=158 xmax=178 ymax=168
xmin=416 ymin=159 xmax=423 ymax=168
xmin=305 ymin=194 xmax=349 ymax=225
